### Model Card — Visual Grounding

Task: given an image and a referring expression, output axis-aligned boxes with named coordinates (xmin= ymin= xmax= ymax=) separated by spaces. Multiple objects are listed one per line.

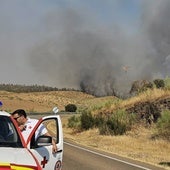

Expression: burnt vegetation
xmin=129 ymin=79 xmax=166 ymax=95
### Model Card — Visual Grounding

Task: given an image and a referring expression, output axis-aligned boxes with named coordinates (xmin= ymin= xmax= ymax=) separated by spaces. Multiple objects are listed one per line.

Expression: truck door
xmin=28 ymin=115 xmax=63 ymax=170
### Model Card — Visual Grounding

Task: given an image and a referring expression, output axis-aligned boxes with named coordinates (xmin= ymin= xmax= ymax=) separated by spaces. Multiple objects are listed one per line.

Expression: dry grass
xmin=105 ymin=88 xmax=170 ymax=113
xmin=62 ymin=115 xmax=170 ymax=170
xmin=0 ymin=91 xmax=94 ymax=112
xmin=1 ymin=90 xmax=170 ymax=170
xmin=118 ymin=88 xmax=170 ymax=109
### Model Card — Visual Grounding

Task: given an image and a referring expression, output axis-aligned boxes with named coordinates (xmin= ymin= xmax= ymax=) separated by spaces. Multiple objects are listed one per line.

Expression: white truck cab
xmin=0 ymin=110 xmax=63 ymax=170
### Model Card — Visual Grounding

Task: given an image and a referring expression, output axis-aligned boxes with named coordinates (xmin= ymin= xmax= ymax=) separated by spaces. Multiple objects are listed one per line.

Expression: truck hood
xmin=0 ymin=147 xmax=37 ymax=167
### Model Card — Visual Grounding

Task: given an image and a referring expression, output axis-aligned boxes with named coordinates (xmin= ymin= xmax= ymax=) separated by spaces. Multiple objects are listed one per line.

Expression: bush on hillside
xmin=130 ymin=80 xmax=153 ymax=94
xmin=67 ymin=109 xmax=137 ymax=135
xmin=68 ymin=115 xmax=81 ymax=130
xmin=164 ymin=77 xmax=170 ymax=89
xmin=153 ymin=79 xmax=165 ymax=89
xmin=155 ymin=110 xmax=170 ymax=141
xmin=94 ymin=113 xmax=105 ymax=127
xmin=98 ymin=110 xmax=136 ymax=135
xmin=80 ymin=110 xmax=94 ymax=130
xmin=65 ymin=104 xmax=77 ymax=112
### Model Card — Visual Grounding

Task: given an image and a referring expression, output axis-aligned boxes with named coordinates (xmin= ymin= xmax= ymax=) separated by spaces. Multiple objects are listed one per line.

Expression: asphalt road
xmin=63 ymin=141 xmax=165 ymax=170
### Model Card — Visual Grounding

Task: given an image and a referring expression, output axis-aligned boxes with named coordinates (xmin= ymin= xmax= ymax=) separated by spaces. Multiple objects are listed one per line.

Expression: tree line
xmin=0 ymin=83 xmax=79 ymax=93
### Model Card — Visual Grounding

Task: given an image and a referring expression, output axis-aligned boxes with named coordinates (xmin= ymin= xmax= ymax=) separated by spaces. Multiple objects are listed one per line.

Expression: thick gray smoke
xmin=142 ymin=1 xmax=170 ymax=78
xmin=29 ymin=1 xmax=170 ymax=96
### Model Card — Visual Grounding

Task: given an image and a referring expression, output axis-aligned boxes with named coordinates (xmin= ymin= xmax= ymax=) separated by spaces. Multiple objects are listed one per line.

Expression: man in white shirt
xmin=11 ymin=109 xmax=57 ymax=153
xmin=20 ymin=117 xmax=48 ymax=141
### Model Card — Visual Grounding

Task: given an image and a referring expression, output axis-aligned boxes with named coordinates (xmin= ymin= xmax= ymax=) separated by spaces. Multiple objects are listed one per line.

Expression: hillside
xmin=0 ymin=89 xmax=170 ymax=170
xmin=0 ymin=90 xmax=95 ymax=112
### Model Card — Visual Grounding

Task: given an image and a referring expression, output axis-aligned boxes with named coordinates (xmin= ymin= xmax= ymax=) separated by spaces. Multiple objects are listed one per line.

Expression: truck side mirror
xmin=36 ymin=136 xmax=52 ymax=147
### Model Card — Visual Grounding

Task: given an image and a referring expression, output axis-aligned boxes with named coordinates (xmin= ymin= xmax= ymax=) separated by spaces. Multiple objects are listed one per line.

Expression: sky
xmin=0 ymin=0 xmax=170 ymax=96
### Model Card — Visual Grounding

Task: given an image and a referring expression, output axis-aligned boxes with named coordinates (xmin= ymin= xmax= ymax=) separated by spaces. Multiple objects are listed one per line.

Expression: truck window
xmin=30 ymin=118 xmax=59 ymax=148
xmin=0 ymin=116 xmax=23 ymax=147
xmin=43 ymin=119 xmax=59 ymax=144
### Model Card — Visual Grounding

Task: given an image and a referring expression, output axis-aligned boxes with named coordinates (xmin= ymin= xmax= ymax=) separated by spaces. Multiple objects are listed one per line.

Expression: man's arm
xmin=44 ymin=132 xmax=58 ymax=154
xmin=38 ymin=123 xmax=58 ymax=154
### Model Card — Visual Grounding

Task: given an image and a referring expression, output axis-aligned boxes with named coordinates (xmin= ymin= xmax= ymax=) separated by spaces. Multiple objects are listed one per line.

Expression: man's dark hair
xmin=11 ymin=109 xmax=27 ymax=118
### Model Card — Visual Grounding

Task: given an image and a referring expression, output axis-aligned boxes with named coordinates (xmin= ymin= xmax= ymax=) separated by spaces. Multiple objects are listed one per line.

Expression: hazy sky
xmin=0 ymin=0 xmax=170 ymax=96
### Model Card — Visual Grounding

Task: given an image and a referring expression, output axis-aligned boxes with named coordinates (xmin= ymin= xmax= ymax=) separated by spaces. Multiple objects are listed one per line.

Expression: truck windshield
xmin=0 ymin=115 xmax=23 ymax=148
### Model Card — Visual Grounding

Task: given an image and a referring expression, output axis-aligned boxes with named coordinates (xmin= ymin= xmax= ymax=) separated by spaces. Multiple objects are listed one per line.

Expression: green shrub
xmin=99 ymin=110 xmax=136 ymax=135
xmin=68 ymin=115 xmax=81 ymax=129
xmin=80 ymin=110 xmax=94 ymax=130
xmin=153 ymin=79 xmax=165 ymax=88
xmin=65 ymin=104 xmax=77 ymax=112
xmin=164 ymin=77 xmax=170 ymax=89
xmin=155 ymin=110 xmax=170 ymax=141
xmin=94 ymin=113 xmax=105 ymax=127
xmin=67 ymin=109 xmax=137 ymax=136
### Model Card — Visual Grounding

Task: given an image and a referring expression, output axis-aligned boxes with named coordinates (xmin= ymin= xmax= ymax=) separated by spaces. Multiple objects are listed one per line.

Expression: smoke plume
xmin=29 ymin=1 xmax=170 ymax=96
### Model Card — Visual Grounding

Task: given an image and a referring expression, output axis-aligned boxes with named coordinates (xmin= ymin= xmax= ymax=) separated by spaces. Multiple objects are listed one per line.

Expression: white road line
xmin=64 ymin=141 xmax=152 ymax=170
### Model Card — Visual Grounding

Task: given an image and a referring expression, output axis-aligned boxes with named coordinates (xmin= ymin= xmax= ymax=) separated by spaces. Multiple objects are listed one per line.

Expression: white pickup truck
xmin=0 ymin=110 xmax=63 ymax=170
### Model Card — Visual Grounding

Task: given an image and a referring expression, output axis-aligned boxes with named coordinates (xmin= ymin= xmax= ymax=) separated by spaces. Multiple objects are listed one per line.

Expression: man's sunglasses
xmin=14 ymin=116 xmax=21 ymax=120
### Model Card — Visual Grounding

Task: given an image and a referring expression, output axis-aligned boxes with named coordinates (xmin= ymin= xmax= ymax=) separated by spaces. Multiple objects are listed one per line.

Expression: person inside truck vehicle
xmin=0 ymin=116 xmax=14 ymax=142
xmin=11 ymin=109 xmax=57 ymax=153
